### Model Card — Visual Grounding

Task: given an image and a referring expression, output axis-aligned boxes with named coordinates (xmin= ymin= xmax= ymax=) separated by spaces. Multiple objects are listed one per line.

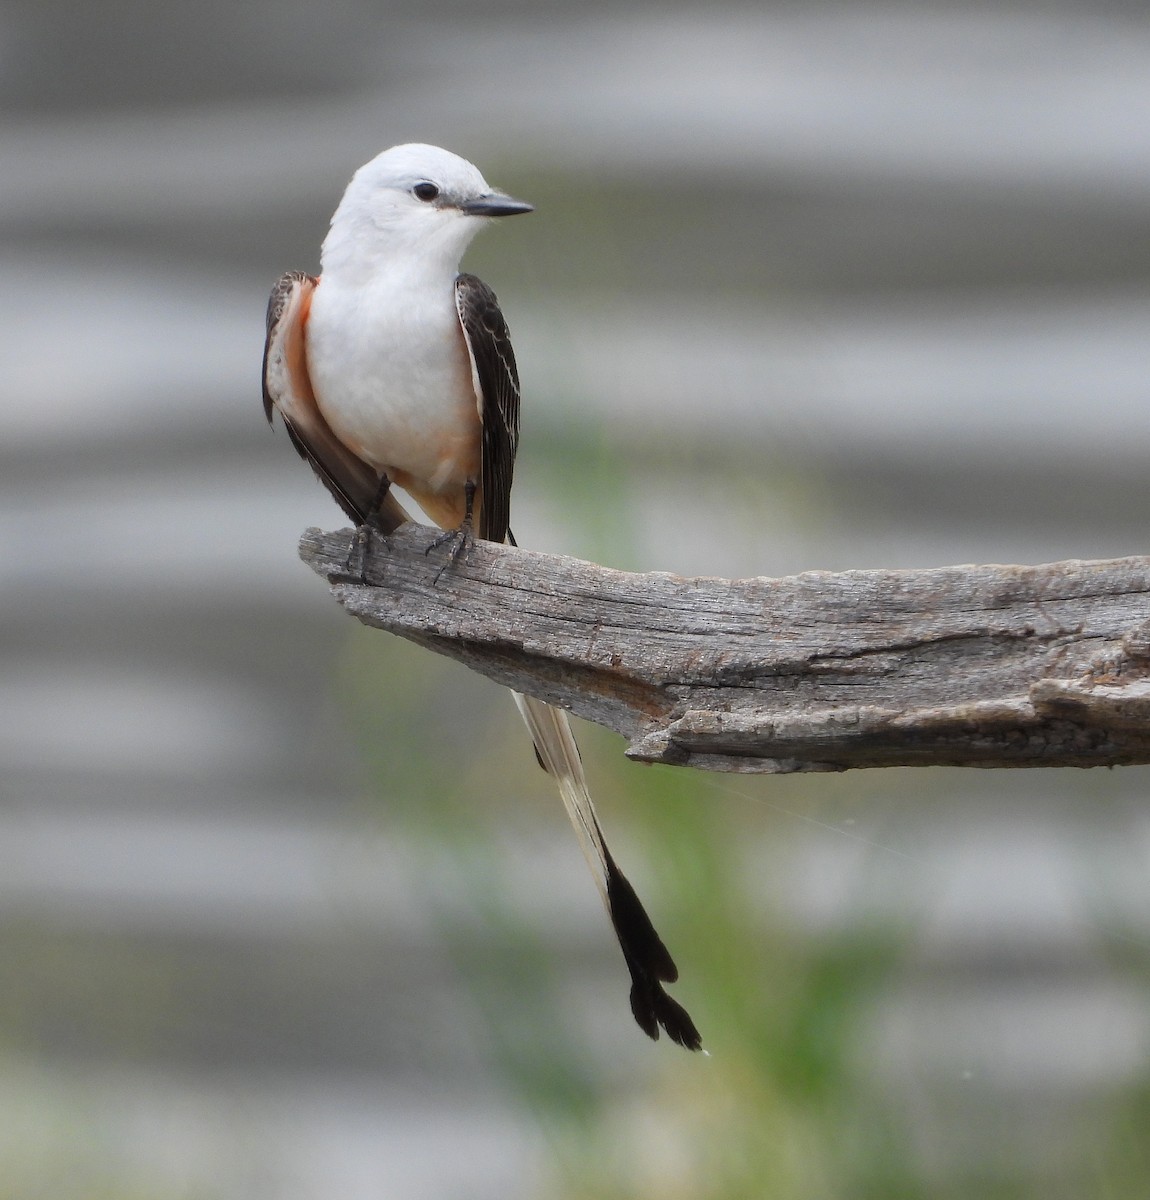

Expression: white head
xmin=320 ymin=143 xmax=532 ymax=279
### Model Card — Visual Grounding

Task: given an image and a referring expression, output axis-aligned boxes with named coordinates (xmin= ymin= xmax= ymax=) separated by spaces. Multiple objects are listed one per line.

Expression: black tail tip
xmin=630 ymin=978 xmax=703 ymax=1052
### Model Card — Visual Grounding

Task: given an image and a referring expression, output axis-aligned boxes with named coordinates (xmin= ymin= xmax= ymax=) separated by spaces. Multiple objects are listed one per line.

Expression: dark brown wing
xmin=263 ymin=271 xmax=409 ymax=532
xmin=455 ymin=273 xmax=520 ymax=544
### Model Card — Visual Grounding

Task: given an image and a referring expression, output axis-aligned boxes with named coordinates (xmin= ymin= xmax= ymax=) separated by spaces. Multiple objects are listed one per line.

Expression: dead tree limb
xmin=300 ymin=524 xmax=1150 ymax=774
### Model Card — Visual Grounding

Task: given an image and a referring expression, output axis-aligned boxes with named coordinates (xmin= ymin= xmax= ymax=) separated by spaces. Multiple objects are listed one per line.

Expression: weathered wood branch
xmin=300 ymin=524 xmax=1150 ymax=774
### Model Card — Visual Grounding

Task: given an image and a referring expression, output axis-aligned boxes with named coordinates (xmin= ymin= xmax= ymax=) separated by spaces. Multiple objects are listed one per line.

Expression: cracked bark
xmin=299 ymin=523 xmax=1150 ymax=774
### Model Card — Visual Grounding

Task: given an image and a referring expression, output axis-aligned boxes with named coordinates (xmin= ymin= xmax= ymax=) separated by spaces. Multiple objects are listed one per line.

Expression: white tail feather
xmin=511 ymin=692 xmax=611 ymax=909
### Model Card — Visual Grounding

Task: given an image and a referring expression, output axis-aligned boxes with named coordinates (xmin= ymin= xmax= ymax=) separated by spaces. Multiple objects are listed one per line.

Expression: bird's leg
xmin=426 ymin=479 xmax=476 ymax=574
xmin=333 ymin=473 xmax=392 ymax=583
xmin=364 ymin=472 xmax=394 ymax=530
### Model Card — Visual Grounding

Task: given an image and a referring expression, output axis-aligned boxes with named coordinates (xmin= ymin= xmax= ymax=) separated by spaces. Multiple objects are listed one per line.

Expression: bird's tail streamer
xmin=512 ymin=692 xmax=702 ymax=1050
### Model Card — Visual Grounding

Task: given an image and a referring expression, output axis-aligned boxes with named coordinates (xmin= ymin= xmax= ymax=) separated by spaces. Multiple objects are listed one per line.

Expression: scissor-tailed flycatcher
xmin=263 ymin=143 xmax=700 ymax=1049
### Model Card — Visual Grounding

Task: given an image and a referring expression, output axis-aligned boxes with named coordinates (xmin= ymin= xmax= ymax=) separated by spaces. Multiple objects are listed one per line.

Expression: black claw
xmin=425 ymin=522 xmax=473 ymax=563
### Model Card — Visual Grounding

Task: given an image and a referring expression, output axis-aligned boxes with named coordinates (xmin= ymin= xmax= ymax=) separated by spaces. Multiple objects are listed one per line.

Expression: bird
xmin=262 ymin=142 xmax=701 ymax=1050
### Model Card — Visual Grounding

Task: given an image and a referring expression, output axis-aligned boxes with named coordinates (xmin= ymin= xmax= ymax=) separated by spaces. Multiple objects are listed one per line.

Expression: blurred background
xmin=3 ymin=1 xmax=1150 ymax=1196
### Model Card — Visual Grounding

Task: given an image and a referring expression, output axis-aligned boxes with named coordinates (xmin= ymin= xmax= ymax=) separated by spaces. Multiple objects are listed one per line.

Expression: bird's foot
xmin=328 ymin=474 xmax=393 ymax=583
xmin=328 ymin=521 xmax=378 ymax=584
xmin=425 ymin=519 xmax=473 ymax=583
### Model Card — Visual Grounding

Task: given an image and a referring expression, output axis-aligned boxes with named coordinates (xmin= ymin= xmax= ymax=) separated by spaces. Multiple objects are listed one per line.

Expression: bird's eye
xmin=412 ymin=182 xmax=440 ymax=202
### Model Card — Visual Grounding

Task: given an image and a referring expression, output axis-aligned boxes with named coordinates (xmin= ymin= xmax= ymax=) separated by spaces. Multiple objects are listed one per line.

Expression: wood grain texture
xmin=300 ymin=524 xmax=1150 ymax=774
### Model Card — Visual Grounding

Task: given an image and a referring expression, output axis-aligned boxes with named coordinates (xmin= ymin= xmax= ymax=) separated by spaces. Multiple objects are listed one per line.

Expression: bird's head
xmin=321 ymin=143 xmax=533 ymax=276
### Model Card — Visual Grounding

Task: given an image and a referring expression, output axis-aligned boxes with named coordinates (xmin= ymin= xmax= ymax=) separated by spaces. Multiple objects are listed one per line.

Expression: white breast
xmin=305 ymin=272 xmax=479 ymax=493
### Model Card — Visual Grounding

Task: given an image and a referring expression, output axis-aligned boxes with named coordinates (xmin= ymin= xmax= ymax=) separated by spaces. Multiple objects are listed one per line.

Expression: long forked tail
xmin=512 ymin=693 xmax=702 ymax=1050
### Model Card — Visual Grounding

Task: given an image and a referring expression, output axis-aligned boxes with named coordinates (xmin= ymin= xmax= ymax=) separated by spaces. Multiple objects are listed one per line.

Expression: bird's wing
xmin=263 ymin=271 xmax=410 ymax=532
xmin=455 ymin=273 xmax=519 ymax=544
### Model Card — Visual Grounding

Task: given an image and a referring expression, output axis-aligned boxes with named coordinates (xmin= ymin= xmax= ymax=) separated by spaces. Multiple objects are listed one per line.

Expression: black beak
xmin=460 ymin=192 xmax=534 ymax=217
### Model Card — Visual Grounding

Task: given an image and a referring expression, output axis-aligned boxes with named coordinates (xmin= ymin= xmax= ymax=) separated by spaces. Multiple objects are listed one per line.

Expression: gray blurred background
xmin=4 ymin=2 xmax=1150 ymax=1197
